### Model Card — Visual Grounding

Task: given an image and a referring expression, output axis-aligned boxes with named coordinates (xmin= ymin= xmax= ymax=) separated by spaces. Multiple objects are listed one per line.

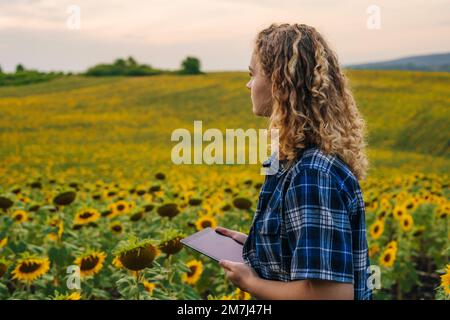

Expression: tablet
xmin=180 ymin=227 xmax=245 ymax=263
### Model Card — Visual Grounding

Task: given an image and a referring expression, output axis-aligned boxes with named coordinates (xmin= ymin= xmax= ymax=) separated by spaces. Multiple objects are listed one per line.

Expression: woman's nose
xmin=246 ymin=80 xmax=251 ymax=90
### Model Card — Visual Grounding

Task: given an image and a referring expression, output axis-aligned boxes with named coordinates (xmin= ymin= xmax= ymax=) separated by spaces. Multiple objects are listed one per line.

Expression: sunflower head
xmin=74 ymin=208 xmax=100 ymax=225
xmin=53 ymin=191 xmax=77 ymax=206
xmin=157 ymin=203 xmax=180 ymax=219
xmin=143 ymin=280 xmax=157 ymax=294
xmin=234 ymin=288 xmax=251 ymax=300
xmin=129 ymin=211 xmax=144 ymax=222
xmin=110 ymin=221 xmax=124 ymax=235
xmin=0 ymin=196 xmax=14 ymax=212
xmin=386 ymin=240 xmax=398 ymax=252
xmin=369 ymin=220 xmax=384 ymax=240
xmin=182 ymin=259 xmax=203 ymax=285
xmin=400 ymin=214 xmax=414 ymax=232
xmin=380 ymin=248 xmax=397 ymax=268
xmin=393 ymin=204 xmax=406 ymax=220
xmin=195 ymin=215 xmax=217 ymax=231
xmin=52 ymin=291 xmax=82 ymax=300
xmin=159 ymin=230 xmax=185 ymax=255
xmin=74 ymin=251 xmax=106 ymax=278
xmin=0 ymin=237 xmax=8 ymax=249
xmin=368 ymin=244 xmax=380 ymax=258
xmin=113 ymin=237 xmax=159 ymax=271
xmin=47 ymin=217 xmax=64 ymax=241
xmin=12 ymin=210 xmax=28 ymax=223
xmin=12 ymin=254 xmax=50 ymax=283
xmin=233 ymin=197 xmax=252 ymax=210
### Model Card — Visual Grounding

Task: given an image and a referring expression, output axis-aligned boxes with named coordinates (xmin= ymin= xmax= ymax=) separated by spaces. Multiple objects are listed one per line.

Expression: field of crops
xmin=0 ymin=70 xmax=449 ymax=300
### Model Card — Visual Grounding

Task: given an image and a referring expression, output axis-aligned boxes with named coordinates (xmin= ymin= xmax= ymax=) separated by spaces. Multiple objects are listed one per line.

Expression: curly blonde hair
xmin=254 ymin=23 xmax=369 ymax=180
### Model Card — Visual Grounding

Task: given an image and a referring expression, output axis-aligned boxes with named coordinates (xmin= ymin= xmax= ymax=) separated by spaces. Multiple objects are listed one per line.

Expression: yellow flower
xmin=403 ymin=198 xmax=418 ymax=212
xmin=0 ymin=237 xmax=8 ymax=249
xmin=182 ymin=259 xmax=203 ymax=285
xmin=369 ymin=220 xmax=384 ymax=240
xmin=393 ymin=204 xmax=406 ymax=220
xmin=12 ymin=256 xmax=50 ymax=283
xmin=368 ymin=244 xmax=380 ymax=258
xmin=380 ymin=248 xmax=396 ymax=268
xmin=109 ymin=221 xmax=124 ymax=235
xmin=440 ymin=264 xmax=450 ymax=295
xmin=65 ymin=292 xmax=81 ymax=300
xmin=74 ymin=251 xmax=106 ymax=277
xmin=400 ymin=214 xmax=414 ymax=232
xmin=195 ymin=215 xmax=217 ymax=231
xmin=386 ymin=240 xmax=398 ymax=252
xmin=143 ymin=280 xmax=157 ymax=294
xmin=234 ymin=288 xmax=251 ymax=300
xmin=12 ymin=210 xmax=28 ymax=223
xmin=74 ymin=208 xmax=100 ymax=225
xmin=108 ymin=200 xmax=130 ymax=218
xmin=47 ymin=217 xmax=64 ymax=241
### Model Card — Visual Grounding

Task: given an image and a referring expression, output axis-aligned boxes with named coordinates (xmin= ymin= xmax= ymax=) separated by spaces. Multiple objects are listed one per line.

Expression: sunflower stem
xmin=135 ymin=271 xmax=140 ymax=300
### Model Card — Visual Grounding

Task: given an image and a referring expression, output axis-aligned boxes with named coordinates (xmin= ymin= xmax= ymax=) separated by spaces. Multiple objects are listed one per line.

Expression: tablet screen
xmin=180 ymin=227 xmax=245 ymax=263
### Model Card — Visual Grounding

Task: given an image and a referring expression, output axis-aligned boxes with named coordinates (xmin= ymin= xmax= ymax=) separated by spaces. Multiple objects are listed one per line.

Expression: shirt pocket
xmin=254 ymin=202 xmax=286 ymax=277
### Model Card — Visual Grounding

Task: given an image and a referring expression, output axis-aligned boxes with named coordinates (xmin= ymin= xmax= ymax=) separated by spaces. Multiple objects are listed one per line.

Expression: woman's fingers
xmin=215 ymin=226 xmax=231 ymax=236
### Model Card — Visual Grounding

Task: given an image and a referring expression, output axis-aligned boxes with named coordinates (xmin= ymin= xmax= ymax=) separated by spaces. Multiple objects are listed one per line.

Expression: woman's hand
xmin=215 ymin=226 xmax=248 ymax=244
xmin=219 ymin=260 xmax=260 ymax=294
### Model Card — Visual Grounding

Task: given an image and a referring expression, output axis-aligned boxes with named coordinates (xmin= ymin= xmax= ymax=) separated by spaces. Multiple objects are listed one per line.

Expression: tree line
xmin=0 ymin=56 xmax=203 ymax=86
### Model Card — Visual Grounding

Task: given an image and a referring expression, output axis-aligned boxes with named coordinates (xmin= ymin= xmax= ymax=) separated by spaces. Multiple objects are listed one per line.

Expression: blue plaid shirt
xmin=242 ymin=146 xmax=372 ymax=300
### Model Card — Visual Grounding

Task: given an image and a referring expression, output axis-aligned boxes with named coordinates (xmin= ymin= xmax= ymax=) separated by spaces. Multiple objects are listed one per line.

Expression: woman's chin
xmin=252 ymin=107 xmax=265 ymax=117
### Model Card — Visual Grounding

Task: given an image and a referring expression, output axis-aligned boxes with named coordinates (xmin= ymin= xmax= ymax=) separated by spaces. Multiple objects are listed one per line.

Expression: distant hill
xmin=347 ymin=53 xmax=450 ymax=72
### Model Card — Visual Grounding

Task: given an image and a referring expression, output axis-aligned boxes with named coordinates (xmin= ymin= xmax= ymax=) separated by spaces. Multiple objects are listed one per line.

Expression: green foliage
xmin=85 ymin=56 xmax=163 ymax=77
xmin=0 ymin=70 xmax=63 ymax=86
xmin=178 ymin=56 xmax=202 ymax=75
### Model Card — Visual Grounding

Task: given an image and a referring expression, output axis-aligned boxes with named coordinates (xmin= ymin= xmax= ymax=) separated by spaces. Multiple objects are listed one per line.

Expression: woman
xmin=216 ymin=23 xmax=372 ymax=300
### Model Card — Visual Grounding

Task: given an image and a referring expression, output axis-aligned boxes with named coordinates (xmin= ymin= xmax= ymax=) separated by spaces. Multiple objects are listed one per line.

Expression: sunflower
xmin=47 ymin=217 xmax=64 ymax=241
xmin=12 ymin=210 xmax=28 ymax=223
xmin=400 ymin=214 xmax=414 ymax=232
xmin=403 ymin=198 xmax=418 ymax=212
xmin=114 ymin=237 xmax=160 ymax=271
xmin=413 ymin=226 xmax=425 ymax=237
xmin=368 ymin=244 xmax=380 ymax=258
xmin=114 ymin=200 xmax=130 ymax=215
xmin=157 ymin=203 xmax=180 ymax=219
xmin=0 ymin=237 xmax=7 ymax=249
xmin=74 ymin=251 xmax=106 ymax=277
xmin=440 ymin=264 xmax=450 ymax=295
xmin=53 ymin=292 xmax=81 ymax=300
xmin=182 ymin=259 xmax=203 ymax=285
xmin=434 ymin=204 xmax=449 ymax=219
xmin=74 ymin=208 xmax=100 ymax=225
xmin=379 ymin=248 xmax=397 ymax=268
xmin=234 ymin=288 xmax=251 ymax=300
xmin=393 ymin=204 xmax=407 ymax=220
xmin=12 ymin=256 xmax=50 ymax=283
xmin=233 ymin=197 xmax=252 ymax=210
xmin=369 ymin=220 xmax=384 ymax=240
xmin=195 ymin=215 xmax=217 ymax=231
xmin=112 ymin=256 xmax=124 ymax=269
xmin=386 ymin=240 xmax=398 ymax=252
xmin=143 ymin=280 xmax=157 ymax=294
xmin=159 ymin=234 xmax=184 ymax=256
xmin=110 ymin=221 xmax=124 ymax=235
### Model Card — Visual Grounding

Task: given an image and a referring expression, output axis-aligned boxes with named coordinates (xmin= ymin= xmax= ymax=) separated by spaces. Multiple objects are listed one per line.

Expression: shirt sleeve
xmin=284 ymin=168 xmax=354 ymax=283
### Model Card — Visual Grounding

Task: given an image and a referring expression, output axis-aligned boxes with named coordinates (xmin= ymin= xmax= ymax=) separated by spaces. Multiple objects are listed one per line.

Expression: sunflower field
xmin=0 ymin=70 xmax=449 ymax=300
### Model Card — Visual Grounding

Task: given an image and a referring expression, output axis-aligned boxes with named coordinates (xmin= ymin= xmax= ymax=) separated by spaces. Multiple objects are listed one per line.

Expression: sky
xmin=0 ymin=0 xmax=449 ymax=72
